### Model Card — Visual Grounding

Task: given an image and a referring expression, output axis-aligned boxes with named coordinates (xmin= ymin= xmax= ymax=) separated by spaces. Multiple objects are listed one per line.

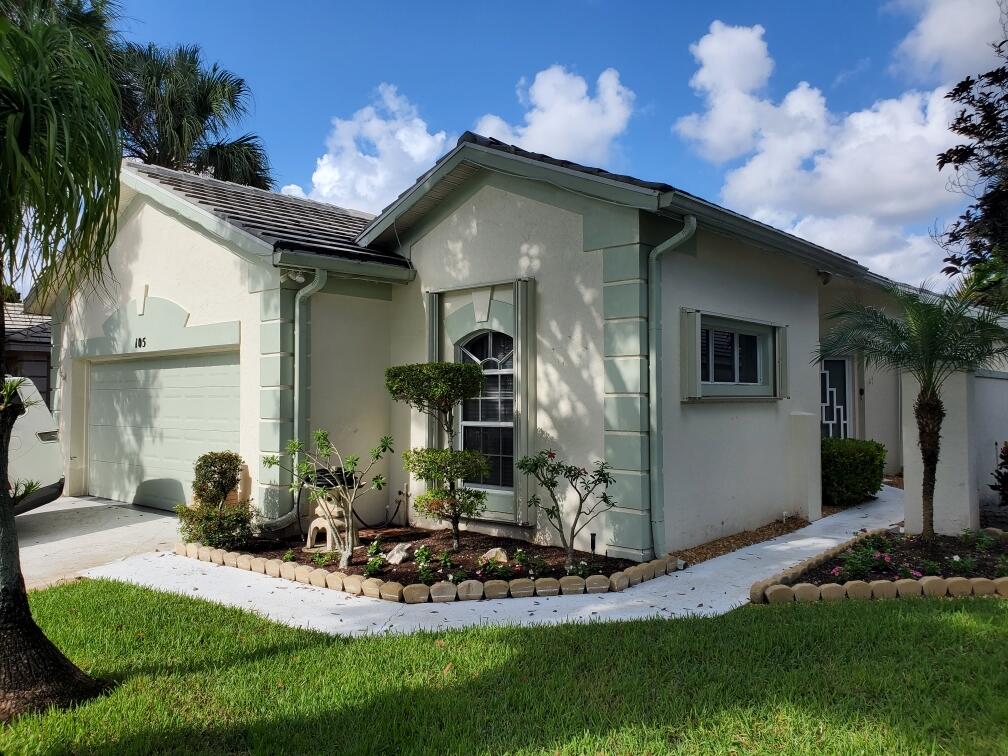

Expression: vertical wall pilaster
xmin=257 ymin=285 xmax=295 ymax=517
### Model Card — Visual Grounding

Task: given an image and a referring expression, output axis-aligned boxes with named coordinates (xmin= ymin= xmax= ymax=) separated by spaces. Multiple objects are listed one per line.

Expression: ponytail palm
xmin=0 ymin=0 xmax=121 ymax=720
xmin=817 ymin=280 xmax=1008 ymax=539
xmin=118 ymin=43 xmax=273 ymax=189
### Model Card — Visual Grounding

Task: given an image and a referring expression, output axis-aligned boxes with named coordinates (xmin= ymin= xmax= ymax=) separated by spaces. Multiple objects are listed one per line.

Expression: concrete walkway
xmin=83 ymin=487 xmax=903 ymax=636
xmin=20 ymin=497 xmax=179 ymax=589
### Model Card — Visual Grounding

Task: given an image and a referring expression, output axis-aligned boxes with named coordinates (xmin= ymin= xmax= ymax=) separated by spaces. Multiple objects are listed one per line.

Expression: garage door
xmin=87 ymin=351 xmax=240 ymax=510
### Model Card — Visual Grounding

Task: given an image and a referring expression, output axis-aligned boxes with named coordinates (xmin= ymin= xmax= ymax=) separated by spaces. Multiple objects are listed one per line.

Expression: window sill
xmin=682 ymin=395 xmax=783 ymax=404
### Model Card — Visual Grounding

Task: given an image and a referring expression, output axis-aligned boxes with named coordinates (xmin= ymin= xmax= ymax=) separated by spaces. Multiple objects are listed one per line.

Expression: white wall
xmin=660 ymin=229 xmax=823 ymax=551
xmin=971 ymin=371 xmax=1008 ymax=507
xmin=54 ymin=192 xmax=264 ymax=500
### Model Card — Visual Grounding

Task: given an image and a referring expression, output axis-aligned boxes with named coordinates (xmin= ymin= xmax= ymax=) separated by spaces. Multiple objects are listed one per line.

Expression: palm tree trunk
xmin=0 ymin=293 xmax=105 ymax=721
xmin=914 ymin=392 xmax=945 ymax=541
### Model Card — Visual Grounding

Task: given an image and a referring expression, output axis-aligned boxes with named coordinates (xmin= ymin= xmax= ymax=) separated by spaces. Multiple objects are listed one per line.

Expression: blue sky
xmin=120 ymin=0 xmax=1003 ymax=282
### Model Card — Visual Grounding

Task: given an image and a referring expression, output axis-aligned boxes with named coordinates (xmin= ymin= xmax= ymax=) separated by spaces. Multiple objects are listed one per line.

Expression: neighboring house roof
xmin=358 ymin=131 xmax=871 ymax=280
xmin=4 ymin=302 xmax=50 ymax=347
xmin=124 ymin=162 xmax=411 ymax=269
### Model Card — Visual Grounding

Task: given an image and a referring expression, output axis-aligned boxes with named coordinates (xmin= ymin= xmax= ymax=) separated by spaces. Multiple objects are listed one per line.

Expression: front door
xmin=820 ymin=358 xmax=851 ymax=438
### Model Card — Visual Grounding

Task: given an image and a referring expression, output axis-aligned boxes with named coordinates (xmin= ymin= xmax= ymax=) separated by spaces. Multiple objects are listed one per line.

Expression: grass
xmin=3 ymin=580 xmax=1008 ymax=755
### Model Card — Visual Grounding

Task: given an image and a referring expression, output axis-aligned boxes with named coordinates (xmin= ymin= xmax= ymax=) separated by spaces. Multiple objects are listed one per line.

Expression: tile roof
xmin=126 ymin=162 xmax=410 ymax=268
xmin=4 ymin=302 xmax=50 ymax=346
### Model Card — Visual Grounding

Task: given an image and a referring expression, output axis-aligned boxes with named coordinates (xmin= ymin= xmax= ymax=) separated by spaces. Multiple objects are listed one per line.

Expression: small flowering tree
xmin=516 ymin=449 xmax=616 ymax=571
xmin=263 ymin=429 xmax=393 ymax=568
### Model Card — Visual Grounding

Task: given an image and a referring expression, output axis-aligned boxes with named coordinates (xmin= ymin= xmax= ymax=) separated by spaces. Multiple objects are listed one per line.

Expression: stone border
xmin=750 ymin=526 xmax=1008 ymax=604
xmin=175 ymin=542 xmax=683 ymax=603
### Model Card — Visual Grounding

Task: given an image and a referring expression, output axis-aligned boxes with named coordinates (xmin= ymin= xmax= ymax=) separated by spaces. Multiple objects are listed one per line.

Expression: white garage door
xmin=87 ymin=351 xmax=240 ymax=511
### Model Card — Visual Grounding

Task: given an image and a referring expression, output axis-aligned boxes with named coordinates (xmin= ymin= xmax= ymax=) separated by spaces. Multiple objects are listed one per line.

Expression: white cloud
xmin=892 ymin=0 xmax=1003 ymax=82
xmin=475 ymin=65 xmax=634 ymax=165
xmin=281 ymin=84 xmax=449 ymax=214
xmin=674 ymin=19 xmax=970 ymax=283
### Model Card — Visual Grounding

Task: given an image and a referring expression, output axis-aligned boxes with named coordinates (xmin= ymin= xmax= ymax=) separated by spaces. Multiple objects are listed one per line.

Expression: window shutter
xmin=426 ymin=291 xmax=441 ymax=448
xmin=680 ymin=308 xmax=702 ymax=400
xmin=514 ymin=278 xmax=535 ymax=525
xmin=775 ymin=325 xmax=789 ymax=399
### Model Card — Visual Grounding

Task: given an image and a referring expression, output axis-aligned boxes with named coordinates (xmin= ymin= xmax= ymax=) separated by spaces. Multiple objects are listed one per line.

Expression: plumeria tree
xmin=517 ymin=449 xmax=616 ymax=571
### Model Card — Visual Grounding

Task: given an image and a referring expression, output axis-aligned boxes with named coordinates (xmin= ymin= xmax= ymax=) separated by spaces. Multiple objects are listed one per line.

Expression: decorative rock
xmin=197 ymin=546 xmax=212 ymax=562
xmin=640 ymin=563 xmax=655 ymax=582
xmin=236 ymin=554 xmax=252 ymax=571
xmin=223 ymin=552 xmax=239 ymax=568
xmin=185 ymin=542 xmax=200 ymax=559
xmin=970 ymin=577 xmax=996 ymax=596
xmin=402 ymin=584 xmax=430 ymax=604
xmin=309 ymin=569 xmax=329 ymax=588
xmin=844 ymin=580 xmax=872 ymax=600
xmin=210 ymin=548 xmax=225 ymax=565
xmin=819 ymin=583 xmax=845 ymax=602
xmin=895 ymin=578 xmax=923 ymax=597
xmin=609 ymin=572 xmax=629 ymax=592
xmin=535 ymin=577 xmax=560 ymax=596
xmin=648 ymin=559 xmax=667 ymax=576
xmin=343 ymin=574 xmax=364 ymax=595
xmin=625 ymin=566 xmax=643 ymax=586
xmin=250 ymin=557 xmax=266 ymax=574
xmin=749 ymin=580 xmax=770 ymax=604
xmin=325 ymin=572 xmax=345 ymax=591
xmin=870 ymin=580 xmax=898 ymax=599
xmin=430 ymin=580 xmax=457 ymax=603
xmin=585 ymin=574 xmax=610 ymax=593
xmin=508 ymin=578 xmax=535 ymax=598
xmin=280 ymin=562 xmax=298 ymax=581
xmin=457 ymin=579 xmax=483 ymax=601
xmin=483 ymin=579 xmax=509 ymax=599
xmin=792 ymin=583 xmax=821 ymax=603
xmin=676 ymin=558 xmax=687 ymax=570
xmin=946 ymin=576 xmax=972 ymax=597
xmin=379 ymin=581 xmax=404 ymax=602
xmin=920 ymin=576 xmax=948 ymax=597
xmin=480 ymin=547 xmax=508 ymax=563
xmin=362 ymin=578 xmax=383 ymax=598
xmin=174 ymin=542 xmax=187 ymax=556
xmin=764 ymin=584 xmax=794 ymax=603
xmin=981 ymin=527 xmax=1003 ymax=539
xmin=294 ymin=565 xmax=315 ymax=584
xmin=993 ymin=576 xmax=1008 ymax=597
xmin=265 ymin=559 xmax=282 ymax=578
xmin=385 ymin=542 xmax=414 ymax=565
xmin=559 ymin=575 xmax=585 ymax=595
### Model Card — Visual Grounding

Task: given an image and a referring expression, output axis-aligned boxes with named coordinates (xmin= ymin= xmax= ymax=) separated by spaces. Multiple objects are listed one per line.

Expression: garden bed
xmin=243 ymin=526 xmax=635 ymax=585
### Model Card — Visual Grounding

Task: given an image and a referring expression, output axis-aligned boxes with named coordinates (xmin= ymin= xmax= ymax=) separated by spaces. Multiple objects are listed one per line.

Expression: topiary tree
xmin=191 ymin=450 xmax=243 ymax=508
xmin=386 ymin=363 xmax=488 ymax=549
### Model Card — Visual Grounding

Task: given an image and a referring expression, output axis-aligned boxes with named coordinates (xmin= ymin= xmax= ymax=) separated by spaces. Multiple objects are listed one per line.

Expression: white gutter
xmin=260 ymin=268 xmax=328 ymax=531
xmin=647 ymin=214 xmax=697 ymax=558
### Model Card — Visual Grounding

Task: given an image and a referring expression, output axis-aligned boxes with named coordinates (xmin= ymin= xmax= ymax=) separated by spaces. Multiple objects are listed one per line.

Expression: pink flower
xmin=547 ymin=451 xmax=556 ymax=460
xmin=883 ymin=554 xmax=892 ymax=563
xmin=831 ymin=566 xmax=842 ymax=576
xmin=911 ymin=570 xmax=922 ymax=578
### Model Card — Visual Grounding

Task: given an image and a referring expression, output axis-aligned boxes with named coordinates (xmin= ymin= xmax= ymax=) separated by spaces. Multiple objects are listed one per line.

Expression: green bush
xmin=821 ymin=437 xmax=886 ymax=508
xmin=384 ymin=362 xmax=484 ymax=421
xmin=176 ymin=500 xmax=254 ymax=550
xmin=192 ymin=450 xmax=244 ymax=506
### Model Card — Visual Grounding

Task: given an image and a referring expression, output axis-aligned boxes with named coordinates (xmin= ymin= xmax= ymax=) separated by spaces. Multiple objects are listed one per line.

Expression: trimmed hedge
xmin=821 ymin=437 xmax=886 ymax=508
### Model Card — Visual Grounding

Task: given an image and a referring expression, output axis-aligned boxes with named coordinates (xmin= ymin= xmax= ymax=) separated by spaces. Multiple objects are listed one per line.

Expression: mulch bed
xmin=244 ymin=526 xmax=635 ymax=585
xmin=797 ymin=530 xmax=1008 ymax=585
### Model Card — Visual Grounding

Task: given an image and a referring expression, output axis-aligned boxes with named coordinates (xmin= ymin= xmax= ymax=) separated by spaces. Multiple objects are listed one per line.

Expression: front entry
xmin=820 ymin=358 xmax=851 ymax=438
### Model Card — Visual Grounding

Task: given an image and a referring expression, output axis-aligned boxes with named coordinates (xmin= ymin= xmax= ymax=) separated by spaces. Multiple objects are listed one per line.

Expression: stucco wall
xmin=386 ymin=183 xmax=608 ymax=550
xmin=308 ymin=290 xmax=392 ymax=523
xmin=660 ymin=229 xmax=823 ymax=551
xmin=971 ymin=371 xmax=1008 ymax=507
xmin=53 ymin=193 xmax=266 ymax=502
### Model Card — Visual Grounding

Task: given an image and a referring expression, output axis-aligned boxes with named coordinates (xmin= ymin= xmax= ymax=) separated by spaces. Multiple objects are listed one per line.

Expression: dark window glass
xmin=738 ymin=333 xmax=759 ymax=383
xmin=700 ymin=328 xmax=710 ymax=382
xmin=712 ymin=330 xmax=735 ymax=382
xmin=458 ymin=330 xmax=516 ymax=488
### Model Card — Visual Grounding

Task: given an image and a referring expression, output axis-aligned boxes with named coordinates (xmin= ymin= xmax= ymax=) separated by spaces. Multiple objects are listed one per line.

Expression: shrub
xmin=192 ymin=450 xmax=244 ymax=507
xmin=990 ymin=442 xmax=1008 ymax=507
xmin=176 ymin=500 xmax=254 ymax=550
xmin=821 ymin=437 xmax=886 ymax=508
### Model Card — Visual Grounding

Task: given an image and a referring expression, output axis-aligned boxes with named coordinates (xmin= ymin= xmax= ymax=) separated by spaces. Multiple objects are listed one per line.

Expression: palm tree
xmin=118 ymin=43 xmax=273 ymax=189
xmin=0 ymin=0 xmax=121 ymax=720
xmin=817 ymin=280 xmax=1008 ymax=540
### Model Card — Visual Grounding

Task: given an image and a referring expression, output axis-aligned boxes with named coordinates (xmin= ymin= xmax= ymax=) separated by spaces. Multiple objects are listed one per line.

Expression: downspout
xmin=648 ymin=214 xmax=697 ymax=559
xmin=261 ymin=268 xmax=328 ymax=530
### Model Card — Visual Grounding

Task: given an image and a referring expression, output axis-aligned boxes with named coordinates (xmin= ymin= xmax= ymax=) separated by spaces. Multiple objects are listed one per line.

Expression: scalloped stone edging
xmin=750 ymin=526 xmax=1008 ymax=604
xmin=175 ymin=542 xmax=682 ymax=603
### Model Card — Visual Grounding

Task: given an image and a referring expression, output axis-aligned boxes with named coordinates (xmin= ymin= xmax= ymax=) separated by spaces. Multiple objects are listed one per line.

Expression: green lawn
xmin=4 ymin=580 xmax=1007 ymax=755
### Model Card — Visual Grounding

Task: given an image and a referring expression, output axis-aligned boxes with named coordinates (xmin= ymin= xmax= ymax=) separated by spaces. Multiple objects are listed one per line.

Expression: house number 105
xmin=134 ymin=337 xmax=147 ymax=348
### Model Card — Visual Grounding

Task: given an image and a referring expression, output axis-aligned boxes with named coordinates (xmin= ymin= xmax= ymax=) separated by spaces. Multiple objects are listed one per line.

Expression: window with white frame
xmin=458 ymin=330 xmax=514 ymax=489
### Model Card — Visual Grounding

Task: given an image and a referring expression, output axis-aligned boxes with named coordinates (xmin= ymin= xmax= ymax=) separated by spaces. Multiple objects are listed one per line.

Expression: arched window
xmin=458 ymin=330 xmax=514 ymax=489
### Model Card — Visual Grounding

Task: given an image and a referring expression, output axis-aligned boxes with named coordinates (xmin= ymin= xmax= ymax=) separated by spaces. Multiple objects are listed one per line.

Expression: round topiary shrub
xmin=821 ymin=437 xmax=886 ymax=508
xmin=176 ymin=500 xmax=254 ymax=550
xmin=192 ymin=450 xmax=244 ymax=507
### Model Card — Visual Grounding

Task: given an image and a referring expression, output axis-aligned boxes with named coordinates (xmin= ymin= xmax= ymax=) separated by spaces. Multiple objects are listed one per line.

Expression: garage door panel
xmin=88 ymin=351 xmax=240 ymax=511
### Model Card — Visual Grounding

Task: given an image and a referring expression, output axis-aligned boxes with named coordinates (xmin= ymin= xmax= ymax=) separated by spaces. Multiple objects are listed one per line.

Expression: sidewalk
xmin=84 ymin=486 xmax=904 ymax=636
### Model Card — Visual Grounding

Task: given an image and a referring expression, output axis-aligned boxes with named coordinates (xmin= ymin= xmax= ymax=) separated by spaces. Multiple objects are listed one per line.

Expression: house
xmin=5 ymin=302 xmax=51 ymax=407
xmin=33 ymin=133 xmax=955 ymax=558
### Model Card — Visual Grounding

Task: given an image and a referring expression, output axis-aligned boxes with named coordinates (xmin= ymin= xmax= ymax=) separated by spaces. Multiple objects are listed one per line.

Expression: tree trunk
xmin=914 ymin=392 xmax=945 ymax=541
xmin=0 ymin=290 xmax=105 ymax=721
xmin=450 ymin=514 xmax=460 ymax=551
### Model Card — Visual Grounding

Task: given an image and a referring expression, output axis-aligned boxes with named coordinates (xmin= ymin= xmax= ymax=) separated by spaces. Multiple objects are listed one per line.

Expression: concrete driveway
xmin=18 ymin=496 xmax=179 ymax=589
